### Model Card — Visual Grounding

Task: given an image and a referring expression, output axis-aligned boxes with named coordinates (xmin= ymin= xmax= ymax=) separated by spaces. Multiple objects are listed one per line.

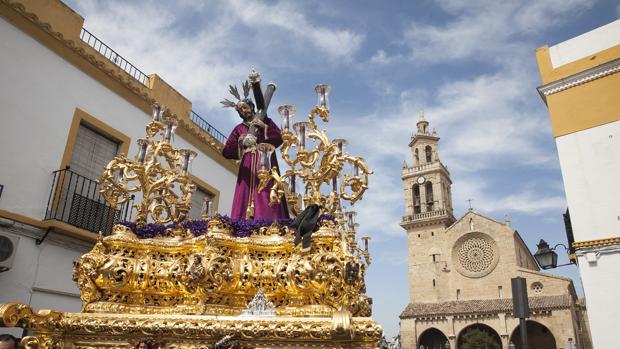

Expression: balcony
xmin=402 ymin=209 xmax=447 ymax=223
xmin=190 ymin=110 xmax=228 ymax=145
xmin=44 ymin=168 xmax=133 ymax=236
xmin=402 ymin=161 xmax=450 ymax=177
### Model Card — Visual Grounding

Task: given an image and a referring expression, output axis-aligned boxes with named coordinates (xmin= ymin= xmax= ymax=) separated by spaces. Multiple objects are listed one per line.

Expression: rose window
xmin=452 ymin=232 xmax=499 ymax=278
xmin=457 ymin=238 xmax=494 ymax=272
xmin=531 ymin=282 xmax=543 ymax=294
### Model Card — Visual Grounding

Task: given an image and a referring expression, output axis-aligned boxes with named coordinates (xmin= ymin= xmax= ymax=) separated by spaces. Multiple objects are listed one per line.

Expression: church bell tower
xmin=401 ymin=111 xmax=456 ymax=302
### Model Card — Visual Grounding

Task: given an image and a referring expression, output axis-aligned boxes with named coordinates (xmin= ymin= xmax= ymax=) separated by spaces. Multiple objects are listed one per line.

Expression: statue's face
xmin=236 ymin=101 xmax=254 ymax=121
xmin=138 ymin=343 xmax=148 ymax=349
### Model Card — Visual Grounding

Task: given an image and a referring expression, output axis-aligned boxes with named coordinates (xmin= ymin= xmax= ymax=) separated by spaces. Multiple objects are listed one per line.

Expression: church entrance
xmin=418 ymin=327 xmax=449 ymax=349
xmin=456 ymin=323 xmax=502 ymax=349
xmin=509 ymin=320 xmax=556 ymax=349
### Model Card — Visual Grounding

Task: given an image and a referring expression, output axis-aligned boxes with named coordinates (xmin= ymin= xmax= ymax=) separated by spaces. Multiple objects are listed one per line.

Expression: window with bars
xmin=49 ymin=123 xmax=124 ymax=234
xmin=70 ymin=124 xmax=120 ymax=180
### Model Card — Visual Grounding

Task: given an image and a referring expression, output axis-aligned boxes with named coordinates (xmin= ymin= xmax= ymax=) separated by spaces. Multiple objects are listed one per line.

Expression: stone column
xmin=447 ymin=316 xmax=456 ymax=349
xmin=498 ymin=313 xmax=509 ymax=349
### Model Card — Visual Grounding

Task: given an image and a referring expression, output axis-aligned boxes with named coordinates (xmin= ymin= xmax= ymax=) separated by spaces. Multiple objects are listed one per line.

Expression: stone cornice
xmin=399 ymin=295 xmax=573 ymax=319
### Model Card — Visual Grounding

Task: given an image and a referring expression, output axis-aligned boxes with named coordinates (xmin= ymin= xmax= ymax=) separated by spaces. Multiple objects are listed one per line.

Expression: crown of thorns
xmin=220 ymin=80 xmax=251 ymax=108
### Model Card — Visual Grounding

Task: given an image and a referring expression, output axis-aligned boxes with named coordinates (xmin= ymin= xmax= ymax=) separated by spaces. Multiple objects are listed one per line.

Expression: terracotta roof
xmin=400 ymin=295 xmax=572 ymax=318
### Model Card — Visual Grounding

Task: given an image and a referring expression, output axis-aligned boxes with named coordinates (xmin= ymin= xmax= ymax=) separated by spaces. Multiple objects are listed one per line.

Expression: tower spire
xmin=416 ymin=110 xmax=429 ymax=135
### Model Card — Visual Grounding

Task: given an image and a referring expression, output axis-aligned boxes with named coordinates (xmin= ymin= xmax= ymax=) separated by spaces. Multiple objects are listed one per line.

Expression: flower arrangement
xmin=116 ymin=213 xmax=337 ymax=239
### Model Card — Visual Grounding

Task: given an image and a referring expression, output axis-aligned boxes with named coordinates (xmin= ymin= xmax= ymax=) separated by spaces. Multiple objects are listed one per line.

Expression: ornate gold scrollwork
xmin=98 ymin=110 xmax=196 ymax=228
xmin=258 ymin=103 xmax=373 ymax=215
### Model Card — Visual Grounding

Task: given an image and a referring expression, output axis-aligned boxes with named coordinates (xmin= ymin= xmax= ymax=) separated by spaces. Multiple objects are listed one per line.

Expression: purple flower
xmin=181 ymin=220 xmax=210 ymax=236
xmin=116 ymin=212 xmax=336 ymax=239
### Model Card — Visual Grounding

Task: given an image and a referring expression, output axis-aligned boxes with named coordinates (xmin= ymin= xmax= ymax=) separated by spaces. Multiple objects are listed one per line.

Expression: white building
xmin=536 ymin=20 xmax=620 ymax=349
xmin=0 ymin=0 xmax=237 ymax=337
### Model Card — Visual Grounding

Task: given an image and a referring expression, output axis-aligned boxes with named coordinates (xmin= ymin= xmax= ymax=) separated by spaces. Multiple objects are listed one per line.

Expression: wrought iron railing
xmin=190 ymin=110 xmax=227 ymax=144
xmin=44 ymin=168 xmax=134 ymax=235
xmin=80 ymin=28 xmax=149 ymax=86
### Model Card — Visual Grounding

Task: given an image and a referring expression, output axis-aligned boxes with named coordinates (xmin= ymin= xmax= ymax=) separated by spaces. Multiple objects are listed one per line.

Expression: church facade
xmin=399 ymin=114 xmax=591 ymax=349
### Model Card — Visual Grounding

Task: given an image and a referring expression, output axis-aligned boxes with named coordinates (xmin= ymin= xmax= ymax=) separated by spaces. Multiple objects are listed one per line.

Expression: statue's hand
xmin=242 ymin=133 xmax=257 ymax=147
xmin=249 ymin=117 xmax=266 ymax=128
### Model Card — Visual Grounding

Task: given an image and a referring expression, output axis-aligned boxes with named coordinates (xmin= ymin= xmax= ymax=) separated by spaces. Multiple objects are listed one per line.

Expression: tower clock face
xmin=417 ymin=176 xmax=426 ymax=184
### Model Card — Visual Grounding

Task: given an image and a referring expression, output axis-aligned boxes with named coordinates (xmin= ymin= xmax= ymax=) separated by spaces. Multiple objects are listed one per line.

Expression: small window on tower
xmin=413 ymin=185 xmax=421 ymax=214
xmin=425 ymin=145 xmax=432 ymax=163
xmin=456 ymin=289 xmax=461 ymax=301
xmin=426 ymin=182 xmax=434 ymax=211
xmin=433 ymin=279 xmax=436 ymax=288
xmin=498 ymin=286 xmax=504 ymax=299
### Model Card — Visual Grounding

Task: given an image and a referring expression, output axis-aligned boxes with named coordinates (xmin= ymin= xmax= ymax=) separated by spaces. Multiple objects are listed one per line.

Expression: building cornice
xmin=572 ymin=236 xmax=620 ymax=249
xmin=537 ymin=57 xmax=620 ymax=104
xmin=408 ymin=134 xmax=440 ymax=147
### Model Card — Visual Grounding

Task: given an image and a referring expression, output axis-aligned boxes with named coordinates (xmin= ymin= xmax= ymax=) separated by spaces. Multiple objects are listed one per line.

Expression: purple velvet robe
xmin=222 ymin=117 xmax=289 ymax=220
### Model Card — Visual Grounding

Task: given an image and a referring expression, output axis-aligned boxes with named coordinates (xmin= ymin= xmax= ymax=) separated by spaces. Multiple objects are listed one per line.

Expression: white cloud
xmin=452 ymin=177 xmax=566 ymax=215
xmin=69 ymin=0 xmax=364 ymax=120
xmin=227 ymin=1 xmax=364 ymax=60
xmin=370 ymin=49 xmax=398 ymax=64
xmin=399 ymin=0 xmax=594 ymax=64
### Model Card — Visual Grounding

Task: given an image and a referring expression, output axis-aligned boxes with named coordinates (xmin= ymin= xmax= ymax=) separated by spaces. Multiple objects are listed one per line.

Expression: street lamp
xmin=509 ymin=342 xmax=516 ymax=349
xmin=533 ymin=239 xmax=575 ymax=269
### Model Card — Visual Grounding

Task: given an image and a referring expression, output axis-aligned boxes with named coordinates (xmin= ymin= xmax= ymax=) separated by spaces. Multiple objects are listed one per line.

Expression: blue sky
xmin=66 ymin=0 xmax=620 ymax=338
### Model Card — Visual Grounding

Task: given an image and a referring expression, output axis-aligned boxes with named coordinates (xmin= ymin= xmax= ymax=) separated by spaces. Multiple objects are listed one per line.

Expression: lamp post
xmin=533 ymin=239 xmax=575 ymax=269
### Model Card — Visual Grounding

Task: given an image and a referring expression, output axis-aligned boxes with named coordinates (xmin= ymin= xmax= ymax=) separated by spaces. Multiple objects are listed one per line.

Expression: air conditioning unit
xmin=0 ymin=233 xmax=19 ymax=272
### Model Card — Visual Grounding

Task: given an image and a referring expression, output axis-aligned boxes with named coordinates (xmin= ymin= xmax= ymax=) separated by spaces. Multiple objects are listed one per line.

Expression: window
xmin=188 ymin=186 xmax=215 ymax=220
xmin=433 ymin=279 xmax=436 ymax=288
xmin=432 ymin=254 xmax=437 ymax=262
xmin=431 ymin=231 xmax=434 ymax=237
xmin=498 ymin=286 xmax=504 ymax=299
xmin=414 ymin=148 xmax=419 ymax=166
xmin=456 ymin=289 xmax=461 ymax=301
xmin=531 ymin=282 xmax=544 ymax=294
xmin=51 ymin=117 xmax=128 ymax=235
xmin=70 ymin=124 xmax=120 ymax=180
xmin=425 ymin=145 xmax=432 ymax=163
xmin=426 ymin=182 xmax=434 ymax=211
xmin=413 ymin=185 xmax=421 ymax=214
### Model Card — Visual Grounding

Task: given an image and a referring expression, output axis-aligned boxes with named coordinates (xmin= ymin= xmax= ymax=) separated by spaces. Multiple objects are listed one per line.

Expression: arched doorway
xmin=510 ymin=320 xmax=556 ymax=349
xmin=457 ymin=323 xmax=502 ymax=349
xmin=418 ymin=327 xmax=449 ymax=349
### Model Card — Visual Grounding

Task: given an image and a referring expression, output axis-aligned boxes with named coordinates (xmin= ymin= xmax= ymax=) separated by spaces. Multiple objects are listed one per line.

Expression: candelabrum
xmin=257 ymin=84 xmax=373 ymax=216
xmin=98 ymin=104 xmax=197 ymax=228
xmin=344 ymin=209 xmax=372 ymax=266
